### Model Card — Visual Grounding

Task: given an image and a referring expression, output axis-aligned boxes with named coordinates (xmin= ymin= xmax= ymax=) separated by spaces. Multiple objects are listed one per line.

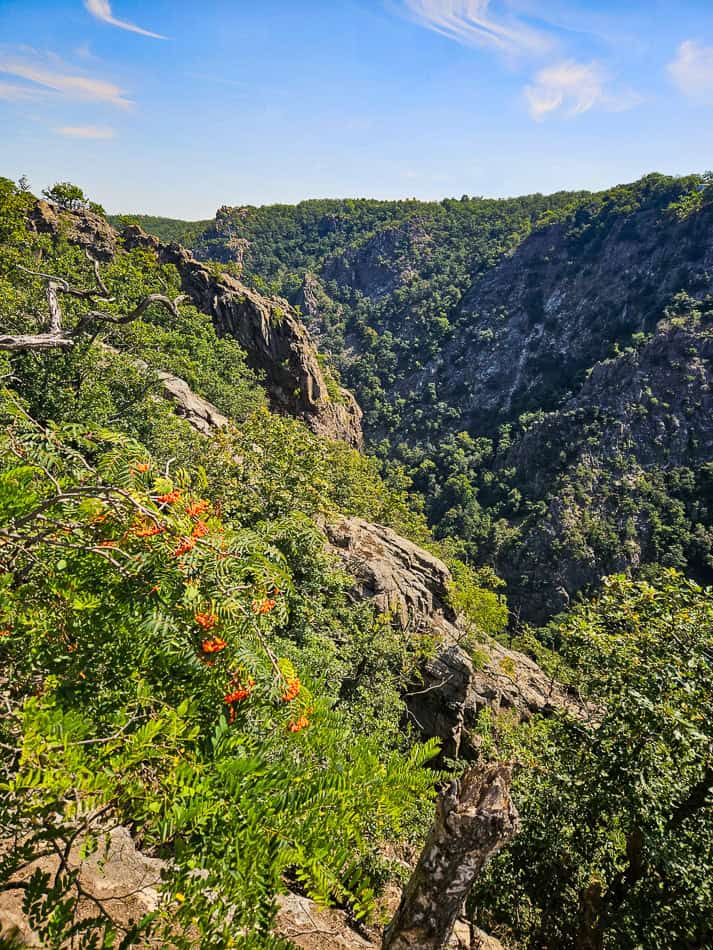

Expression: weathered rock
xmin=28 ymin=200 xmax=117 ymax=261
xmin=325 ymin=516 xmax=576 ymax=756
xmin=276 ymin=893 xmax=374 ymax=949
xmin=121 ymin=225 xmax=363 ymax=447
xmin=275 ymin=893 xmax=504 ymax=950
xmin=323 ymin=221 xmax=429 ymax=300
xmin=0 ymin=825 xmax=165 ymax=947
xmin=324 ymin=517 xmax=455 ymax=628
xmin=26 ymin=200 xmax=363 ymax=448
xmin=154 ymin=367 xmax=230 ymax=434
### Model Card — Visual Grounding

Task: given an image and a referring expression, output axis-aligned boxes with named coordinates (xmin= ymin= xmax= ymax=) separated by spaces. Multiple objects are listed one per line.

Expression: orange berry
xmin=134 ymin=523 xmax=163 ymax=538
xmin=174 ymin=538 xmax=196 ymax=557
xmin=201 ymin=637 xmax=227 ymax=654
xmin=157 ymin=490 xmax=182 ymax=504
xmin=224 ymin=687 xmax=251 ymax=703
xmin=281 ymin=677 xmax=300 ymax=702
xmin=185 ymin=499 xmax=210 ymax=517
xmin=287 ymin=715 xmax=309 ymax=733
xmin=195 ymin=612 xmax=219 ymax=630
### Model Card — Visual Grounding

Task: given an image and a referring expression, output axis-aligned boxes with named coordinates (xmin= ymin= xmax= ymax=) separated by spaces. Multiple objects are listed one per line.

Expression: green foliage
xmin=0 ymin=394 xmax=441 ymax=946
xmin=42 ymin=181 xmax=105 ymax=216
xmin=470 ymin=571 xmax=713 ymax=949
xmin=0 ymin=183 xmax=449 ymax=947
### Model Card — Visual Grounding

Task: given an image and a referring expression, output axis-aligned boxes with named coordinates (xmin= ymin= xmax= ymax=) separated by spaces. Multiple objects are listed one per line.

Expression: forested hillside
xmin=145 ymin=172 xmax=713 ymax=621
xmin=2 ymin=177 xmax=711 ymax=949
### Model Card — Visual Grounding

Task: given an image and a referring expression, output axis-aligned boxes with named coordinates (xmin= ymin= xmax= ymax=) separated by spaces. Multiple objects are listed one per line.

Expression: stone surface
xmin=0 ymin=825 xmax=165 ymax=947
xmin=275 ymin=893 xmax=504 ymax=950
xmin=27 ymin=200 xmax=363 ymax=448
xmin=325 ymin=516 xmax=576 ymax=757
xmin=121 ymin=225 xmax=363 ymax=448
xmin=154 ymin=367 xmax=230 ymax=434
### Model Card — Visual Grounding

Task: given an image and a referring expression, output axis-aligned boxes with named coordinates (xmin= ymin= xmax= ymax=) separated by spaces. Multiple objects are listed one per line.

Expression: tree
xmin=383 ymin=764 xmax=519 ymax=949
xmin=471 ymin=571 xmax=713 ymax=950
xmin=42 ymin=181 xmax=105 ymax=215
xmin=0 ymin=254 xmax=185 ymax=351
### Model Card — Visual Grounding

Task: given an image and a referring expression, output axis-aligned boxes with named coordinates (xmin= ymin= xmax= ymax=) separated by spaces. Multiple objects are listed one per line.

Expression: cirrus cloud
xmin=525 ymin=60 xmax=642 ymax=120
xmin=84 ymin=0 xmax=168 ymax=40
xmin=55 ymin=125 xmax=116 ymax=139
xmin=401 ymin=0 xmax=553 ymax=57
xmin=0 ymin=54 xmax=132 ymax=108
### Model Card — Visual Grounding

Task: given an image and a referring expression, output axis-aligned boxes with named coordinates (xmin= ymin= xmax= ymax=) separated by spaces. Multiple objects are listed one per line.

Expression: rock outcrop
xmin=325 ymin=517 xmax=575 ymax=757
xmin=27 ymin=201 xmax=363 ymax=448
xmin=276 ymin=892 xmax=504 ymax=950
xmin=0 ymin=825 xmax=165 ymax=947
xmin=120 ymin=225 xmax=362 ymax=447
xmin=323 ymin=221 xmax=429 ymax=300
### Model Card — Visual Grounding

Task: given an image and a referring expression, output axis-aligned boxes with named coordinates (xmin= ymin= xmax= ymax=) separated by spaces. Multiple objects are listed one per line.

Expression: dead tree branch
xmin=1 ymin=260 xmax=185 ymax=352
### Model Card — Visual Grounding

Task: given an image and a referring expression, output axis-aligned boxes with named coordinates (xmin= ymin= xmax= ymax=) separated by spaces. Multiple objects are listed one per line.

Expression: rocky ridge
xmin=28 ymin=200 xmax=362 ymax=447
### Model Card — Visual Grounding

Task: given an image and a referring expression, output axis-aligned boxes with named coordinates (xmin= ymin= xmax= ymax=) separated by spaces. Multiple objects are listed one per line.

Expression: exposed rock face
xmin=0 ymin=825 xmax=165 ymax=947
xmin=323 ymin=221 xmax=429 ymax=300
xmin=324 ymin=517 xmax=574 ymax=756
xmin=294 ymin=271 xmax=335 ymax=319
xmin=28 ymin=199 xmax=117 ymax=261
xmin=399 ymin=198 xmax=713 ymax=434
xmin=121 ymin=225 xmax=363 ymax=447
xmin=27 ymin=201 xmax=363 ymax=447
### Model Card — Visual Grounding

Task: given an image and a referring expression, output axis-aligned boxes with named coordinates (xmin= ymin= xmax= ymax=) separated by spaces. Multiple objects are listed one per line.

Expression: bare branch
xmin=77 ymin=293 xmax=187 ymax=331
xmin=0 ymin=331 xmax=74 ymax=351
xmin=4 ymin=255 xmax=186 ymax=352
xmin=84 ymin=249 xmax=111 ymax=297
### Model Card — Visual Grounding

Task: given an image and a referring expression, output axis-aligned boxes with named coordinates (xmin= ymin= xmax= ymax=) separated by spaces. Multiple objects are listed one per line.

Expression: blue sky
xmin=2 ymin=0 xmax=713 ymax=217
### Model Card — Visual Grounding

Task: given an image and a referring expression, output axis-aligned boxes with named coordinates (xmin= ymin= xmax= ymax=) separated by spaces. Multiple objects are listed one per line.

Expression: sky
xmin=1 ymin=0 xmax=713 ymax=217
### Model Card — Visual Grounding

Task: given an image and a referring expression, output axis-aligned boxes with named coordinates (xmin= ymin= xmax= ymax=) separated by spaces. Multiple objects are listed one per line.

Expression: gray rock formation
xmin=323 ymin=221 xmax=429 ymax=300
xmin=121 ymin=225 xmax=363 ymax=447
xmin=324 ymin=516 xmax=575 ymax=757
xmin=0 ymin=825 xmax=164 ymax=946
xmin=27 ymin=200 xmax=363 ymax=448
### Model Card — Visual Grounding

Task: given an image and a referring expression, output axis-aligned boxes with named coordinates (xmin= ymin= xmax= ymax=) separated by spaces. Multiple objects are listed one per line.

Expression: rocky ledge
xmin=325 ymin=516 xmax=577 ymax=757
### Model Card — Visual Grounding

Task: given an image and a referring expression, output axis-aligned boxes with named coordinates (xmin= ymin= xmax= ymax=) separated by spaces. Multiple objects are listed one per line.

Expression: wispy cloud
xmin=74 ymin=42 xmax=96 ymax=61
xmin=0 ymin=54 xmax=132 ymax=108
xmin=55 ymin=125 xmax=115 ymax=139
xmin=0 ymin=79 xmax=45 ymax=101
xmin=525 ymin=60 xmax=641 ymax=120
xmin=667 ymin=40 xmax=713 ymax=103
xmin=401 ymin=0 xmax=553 ymax=57
xmin=84 ymin=0 xmax=168 ymax=40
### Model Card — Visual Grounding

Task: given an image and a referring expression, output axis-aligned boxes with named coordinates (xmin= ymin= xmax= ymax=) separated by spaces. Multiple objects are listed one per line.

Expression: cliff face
xmin=114 ymin=177 xmax=713 ymax=623
xmin=493 ymin=316 xmax=713 ymax=621
xmin=28 ymin=201 xmax=363 ymax=448
xmin=399 ymin=199 xmax=713 ymax=435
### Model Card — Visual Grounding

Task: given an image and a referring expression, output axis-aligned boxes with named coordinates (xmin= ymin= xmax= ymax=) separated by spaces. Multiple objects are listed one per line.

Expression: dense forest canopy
xmin=126 ymin=172 xmax=713 ymax=622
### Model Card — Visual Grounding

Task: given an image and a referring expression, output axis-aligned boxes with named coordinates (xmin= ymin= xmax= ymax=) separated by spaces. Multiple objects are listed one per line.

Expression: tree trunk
xmin=382 ymin=763 xmax=520 ymax=950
